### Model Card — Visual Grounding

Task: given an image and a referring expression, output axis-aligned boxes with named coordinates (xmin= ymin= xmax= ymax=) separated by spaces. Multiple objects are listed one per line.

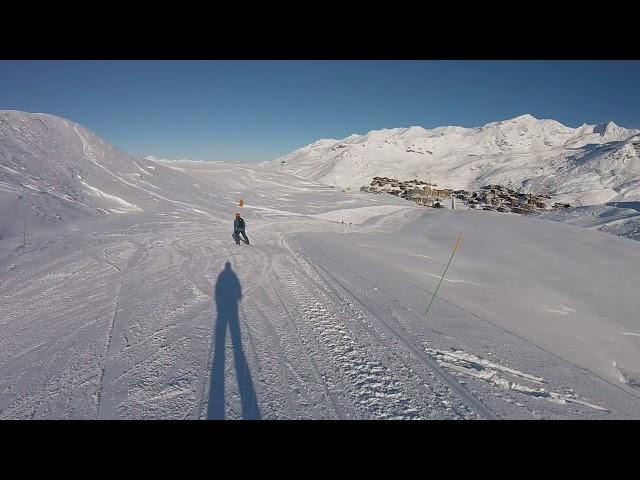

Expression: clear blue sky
xmin=1 ymin=60 xmax=639 ymax=162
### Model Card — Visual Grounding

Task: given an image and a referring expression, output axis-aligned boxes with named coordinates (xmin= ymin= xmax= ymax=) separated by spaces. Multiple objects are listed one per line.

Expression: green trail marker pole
xmin=424 ymin=233 xmax=463 ymax=318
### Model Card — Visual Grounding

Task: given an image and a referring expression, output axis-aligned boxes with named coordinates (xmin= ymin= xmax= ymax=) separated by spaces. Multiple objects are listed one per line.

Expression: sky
xmin=1 ymin=60 xmax=639 ymax=163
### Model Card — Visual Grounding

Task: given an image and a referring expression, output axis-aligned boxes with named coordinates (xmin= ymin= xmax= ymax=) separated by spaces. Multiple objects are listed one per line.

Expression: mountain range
xmin=266 ymin=114 xmax=640 ymax=206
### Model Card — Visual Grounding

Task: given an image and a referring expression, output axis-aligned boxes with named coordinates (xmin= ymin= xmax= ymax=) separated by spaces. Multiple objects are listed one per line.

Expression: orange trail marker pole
xmin=424 ymin=233 xmax=463 ymax=318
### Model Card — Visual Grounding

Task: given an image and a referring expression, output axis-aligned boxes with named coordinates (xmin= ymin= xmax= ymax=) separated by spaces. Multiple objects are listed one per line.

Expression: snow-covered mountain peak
xmin=484 ymin=113 xmax=539 ymax=126
xmin=593 ymin=120 xmax=632 ymax=141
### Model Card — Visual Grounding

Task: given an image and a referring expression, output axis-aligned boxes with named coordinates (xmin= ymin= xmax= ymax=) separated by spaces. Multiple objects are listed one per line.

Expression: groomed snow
xmin=312 ymin=205 xmax=411 ymax=224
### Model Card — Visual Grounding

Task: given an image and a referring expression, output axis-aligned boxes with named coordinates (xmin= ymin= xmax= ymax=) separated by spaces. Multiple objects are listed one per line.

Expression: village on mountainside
xmin=360 ymin=176 xmax=572 ymax=214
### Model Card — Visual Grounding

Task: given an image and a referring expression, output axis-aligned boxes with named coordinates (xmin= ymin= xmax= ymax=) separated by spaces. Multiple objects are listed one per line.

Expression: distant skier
xmin=233 ymin=212 xmax=249 ymax=245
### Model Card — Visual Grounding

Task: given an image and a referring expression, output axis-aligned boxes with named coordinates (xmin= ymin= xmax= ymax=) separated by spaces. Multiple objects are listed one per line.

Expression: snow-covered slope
xmin=2 ymin=110 xmax=640 ymax=419
xmin=266 ymin=114 xmax=640 ymax=206
xmin=539 ymin=201 xmax=640 ymax=241
xmin=0 ymin=110 xmax=249 ymax=239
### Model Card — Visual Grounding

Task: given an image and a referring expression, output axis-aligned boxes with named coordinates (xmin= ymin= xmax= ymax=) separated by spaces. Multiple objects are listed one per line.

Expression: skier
xmin=233 ymin=212 xmax=249 ymax=245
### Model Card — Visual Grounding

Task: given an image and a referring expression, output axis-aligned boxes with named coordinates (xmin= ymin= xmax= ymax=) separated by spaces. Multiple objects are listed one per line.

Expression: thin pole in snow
xmin=23 ymin=214 xmax=26 ymax=250
xmin=424 ymin=233 xmax=463 ymax=319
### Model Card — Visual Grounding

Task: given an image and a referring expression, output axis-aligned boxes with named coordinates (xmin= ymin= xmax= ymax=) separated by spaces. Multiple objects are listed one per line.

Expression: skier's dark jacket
xmin=234 ymin=218 xmax=246 ymax=232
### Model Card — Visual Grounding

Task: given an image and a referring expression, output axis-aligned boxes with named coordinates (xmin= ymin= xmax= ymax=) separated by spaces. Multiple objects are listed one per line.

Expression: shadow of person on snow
xmin=207 ymin=261 xmax=261 ymax=420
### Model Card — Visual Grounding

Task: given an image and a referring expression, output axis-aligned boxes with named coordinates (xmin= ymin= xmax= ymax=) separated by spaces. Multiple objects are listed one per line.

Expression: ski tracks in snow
xmin=1 ymin=211 xmax=596 ymax=419
xmin=234 ymin=235 xmax=486 ymax=419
